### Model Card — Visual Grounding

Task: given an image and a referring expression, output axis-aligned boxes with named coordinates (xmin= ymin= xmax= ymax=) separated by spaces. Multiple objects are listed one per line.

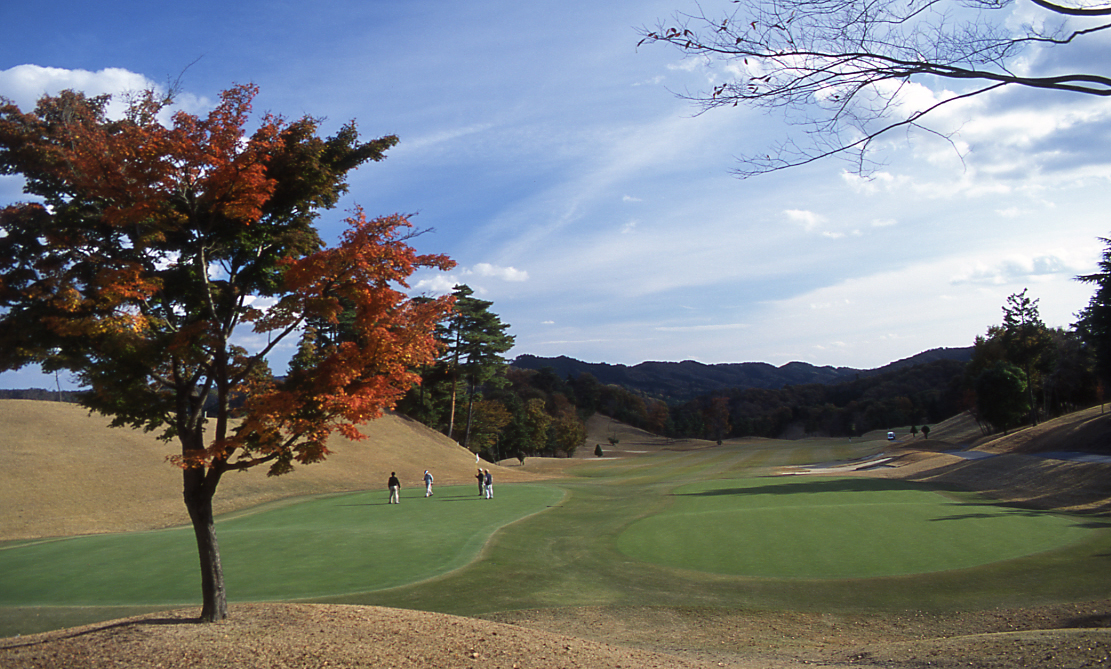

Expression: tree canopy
xmin=0 ymin=84 xmax=454 ymax=621
xmin=640 ymin=0 xmax=1111 ymax=176
xmin=405 ymin=284 xmax=515 ymax=448
xmin=1076 ymin=237 xmax=1111 ymax=388
xmin=974 ymin=360 xmax=1031 ymax=433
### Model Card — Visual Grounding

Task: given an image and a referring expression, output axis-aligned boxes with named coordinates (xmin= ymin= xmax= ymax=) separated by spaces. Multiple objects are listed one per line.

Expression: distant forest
xmin=0 ymin=353 xmax=969 ymax=446
xmin=0 ymin=388 xmax=82 ymax=403
xmin=508 ymin=357 xmax=968 ymax=442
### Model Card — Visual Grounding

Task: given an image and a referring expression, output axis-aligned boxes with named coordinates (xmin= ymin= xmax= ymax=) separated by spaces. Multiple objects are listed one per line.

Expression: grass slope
xmin=0 ymin=400 xmax=541 ymax=542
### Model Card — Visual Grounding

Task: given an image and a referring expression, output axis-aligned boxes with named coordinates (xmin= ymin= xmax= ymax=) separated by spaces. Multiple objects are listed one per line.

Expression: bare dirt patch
xmin=486 ymin=602 xmax=1111 ymax=668
xmin=3 ymin=601 xmax=1109 ymax=669
xmin=0 ymin=604 xmax=735 ymax=669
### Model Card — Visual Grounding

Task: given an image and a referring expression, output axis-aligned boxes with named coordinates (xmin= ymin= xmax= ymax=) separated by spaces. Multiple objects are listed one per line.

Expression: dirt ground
xmin=4 ymin=401 xmax=1111 ymax=668
xmin=2 ymin=600 xmax=1108 ymax=668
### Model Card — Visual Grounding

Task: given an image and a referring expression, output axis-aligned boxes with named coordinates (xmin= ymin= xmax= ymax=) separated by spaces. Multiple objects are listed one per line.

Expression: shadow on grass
xmin=336 ymin=495 xmax=491 ymax=507
xmin=1076 ymin=520 xmax=1111 ymax=529
xmin=675 ymin=477 xmax=929 ymax=498
xmin=928 ymin=507 xmax=1051 ymax=521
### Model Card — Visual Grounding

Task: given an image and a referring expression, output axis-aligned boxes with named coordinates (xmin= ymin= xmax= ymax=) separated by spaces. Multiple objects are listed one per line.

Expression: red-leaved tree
xmin=0 ymin=84 xmax=454 ymax=621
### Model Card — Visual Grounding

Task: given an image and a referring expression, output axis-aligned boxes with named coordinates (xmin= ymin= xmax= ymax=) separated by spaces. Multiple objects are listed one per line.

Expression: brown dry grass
xmin=0 ymin=400 xmax=546 ymax=542
xmin=0 ymin=604 xmax=736 ymax=669
xmin=4 ymin=400 xmax=1111 ymax=668
xmin=856 ymin=406 xmax=1111 ymax=515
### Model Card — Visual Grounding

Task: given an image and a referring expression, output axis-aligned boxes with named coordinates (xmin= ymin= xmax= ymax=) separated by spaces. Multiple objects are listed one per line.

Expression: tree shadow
xmin=676 ymin=478 xmax=1111 ymax=529
xmin=1066 ymin=612 xmax=1111 ymax=628
xmin=2 ymin=616 xmax=195 ymax=649
xmin=675 ymin=477 xmax=929 ymax=498
xmin=1073 ymin=520 xmax=1111 ymax=530
xmin=928 ymin=510 xmax=1047 ymax=521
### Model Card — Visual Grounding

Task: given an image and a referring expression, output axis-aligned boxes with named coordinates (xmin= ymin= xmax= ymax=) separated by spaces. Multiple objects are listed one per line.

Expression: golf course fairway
xmin=0 ymin=484 xmax=563 ymax=606
xmin=616 ymin=476 xmax=1091 ymax=578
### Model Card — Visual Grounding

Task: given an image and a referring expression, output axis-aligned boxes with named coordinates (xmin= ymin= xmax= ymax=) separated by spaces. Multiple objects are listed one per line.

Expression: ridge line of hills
xmin=511 ymin=347 xmax=973 ymax=401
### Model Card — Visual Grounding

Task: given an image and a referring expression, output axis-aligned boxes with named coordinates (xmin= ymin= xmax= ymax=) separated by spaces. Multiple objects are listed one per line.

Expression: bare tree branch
xmin=640 ymin=0 xmax=1111 ymax=176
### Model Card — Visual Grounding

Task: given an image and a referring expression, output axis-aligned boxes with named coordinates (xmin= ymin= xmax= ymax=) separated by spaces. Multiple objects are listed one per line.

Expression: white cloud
xmin=784 ymin=209 xmax=827 ymax=232
xmin=411 ymin=262 xmax=528 ymax=296
xmin=0 ymin=63 xmax=212 ymax=125
xmin=412 ymin=273 xmax=459 ymax=294
xmin=841 ymin=170 xmax=899 ymax=194
xmin=0 ymin=65 xmax=209 ymax=119
xmin=2 ymin=0 xmax=1109 ymax=382
xmin=473 ymin=263 xmax=528 ymax=282
xmin=0 ymin=65 xmax=155 ymax=110
xmin=950 ymin=254 xmax=1076 ymax=286
xmin=748 ymin=252 xmax=1093 ymax=367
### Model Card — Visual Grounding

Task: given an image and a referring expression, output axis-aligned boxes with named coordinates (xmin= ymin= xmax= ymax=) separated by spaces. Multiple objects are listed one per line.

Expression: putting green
xmin=616 ymin=476 xmax=1091 ymax=578
xmin=0 ymin=484 xmax=562 ymax=606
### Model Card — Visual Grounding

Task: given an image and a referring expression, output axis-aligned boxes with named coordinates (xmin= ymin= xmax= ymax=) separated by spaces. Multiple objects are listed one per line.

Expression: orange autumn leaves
xmin=231 ymin=209 xmax=454 ymax=475
xmin=0 ymin=84 xmax=455 ymax=475
xmin=52 ymin=84 xmax=276 ymax=232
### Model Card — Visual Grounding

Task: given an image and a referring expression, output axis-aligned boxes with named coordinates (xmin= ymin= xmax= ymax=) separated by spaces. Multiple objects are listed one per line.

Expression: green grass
xmin=617 ymin=476 xmax=1090 ymax=578
xmin=4 ymin=439 xmax=1111 ymax=638
xmin=0 ymin=484 xmax=563 ymax=606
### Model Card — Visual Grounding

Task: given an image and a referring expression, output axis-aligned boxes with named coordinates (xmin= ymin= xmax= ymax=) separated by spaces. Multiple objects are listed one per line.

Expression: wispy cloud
xmin=655 ymin=323 xmax=749 ymax=332
xmin=1 ymin=0 xmax=1109 ymax=385
xmin=950 ymin=255 xmax=1076 ymax=285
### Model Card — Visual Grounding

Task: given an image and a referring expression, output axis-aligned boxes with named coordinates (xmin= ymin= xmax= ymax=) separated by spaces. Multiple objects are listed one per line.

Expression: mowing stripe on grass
xmin=0 ymin=484 xmax=562 ymax=606
xmin=616 ymin=476 xmax=1091 ymax=578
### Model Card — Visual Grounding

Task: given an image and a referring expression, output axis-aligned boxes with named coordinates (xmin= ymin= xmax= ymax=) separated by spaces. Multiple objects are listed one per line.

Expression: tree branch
xmin=640 ymin=0 xmax=1111 ymax=175
xmin=1026 ymin=0 xmax=1111 ymax=17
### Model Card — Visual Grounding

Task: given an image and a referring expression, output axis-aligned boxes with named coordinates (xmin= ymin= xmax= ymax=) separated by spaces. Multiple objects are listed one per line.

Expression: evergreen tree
xmin=974 ymin=361 xmax=1030 ymax=435
xmin=436 ymin=285 xmax=514 ymax=448
xmin=1077 ymin=237 xmax=1111 ymax=389
xmin=1000 ymin=289 xmax=1055 ymax=426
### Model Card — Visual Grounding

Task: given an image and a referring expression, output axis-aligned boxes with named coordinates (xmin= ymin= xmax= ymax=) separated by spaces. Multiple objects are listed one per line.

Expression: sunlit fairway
xmin=617 ymin=477 xmax=1090 ymax=578
xmin=3 ymin=438 xmax=1111 ymax=638
xmin=0 ymin=485 xmax=563 ymax=606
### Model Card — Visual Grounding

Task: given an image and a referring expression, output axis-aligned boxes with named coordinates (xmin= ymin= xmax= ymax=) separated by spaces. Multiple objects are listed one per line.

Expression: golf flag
xmin=475 ymin=452 xmax=480 ymax=463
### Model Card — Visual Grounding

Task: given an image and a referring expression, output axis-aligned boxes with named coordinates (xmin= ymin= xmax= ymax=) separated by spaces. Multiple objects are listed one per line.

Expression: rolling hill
xmin=512 ymin=347 xmax=972 ymax=400
xmin=0 ymin=400 xmax=543 ymax=542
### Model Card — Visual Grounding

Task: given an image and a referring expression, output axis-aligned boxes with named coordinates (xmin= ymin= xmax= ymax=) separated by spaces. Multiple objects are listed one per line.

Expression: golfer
xmin=388 ymin=472 xmax=401 ymax=504
xmin=424 ymin=470 xmax=434 ymax=497
xmin=484 ymin=469 xmax=493 ymax=499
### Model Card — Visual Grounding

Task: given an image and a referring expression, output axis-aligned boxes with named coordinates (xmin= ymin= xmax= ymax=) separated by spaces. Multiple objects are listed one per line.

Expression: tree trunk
xmin=183 ymin=466 xmax=227 ymax=622
xmin=463 ymin=377 xmax=476 ymax=450
xmin=447 ymin=372 xmax=458 ymax=440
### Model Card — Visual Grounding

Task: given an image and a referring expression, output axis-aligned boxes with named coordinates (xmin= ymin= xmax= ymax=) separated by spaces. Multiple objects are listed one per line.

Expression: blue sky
xmin=2 ymin=0 xmax=1110 ymax=389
